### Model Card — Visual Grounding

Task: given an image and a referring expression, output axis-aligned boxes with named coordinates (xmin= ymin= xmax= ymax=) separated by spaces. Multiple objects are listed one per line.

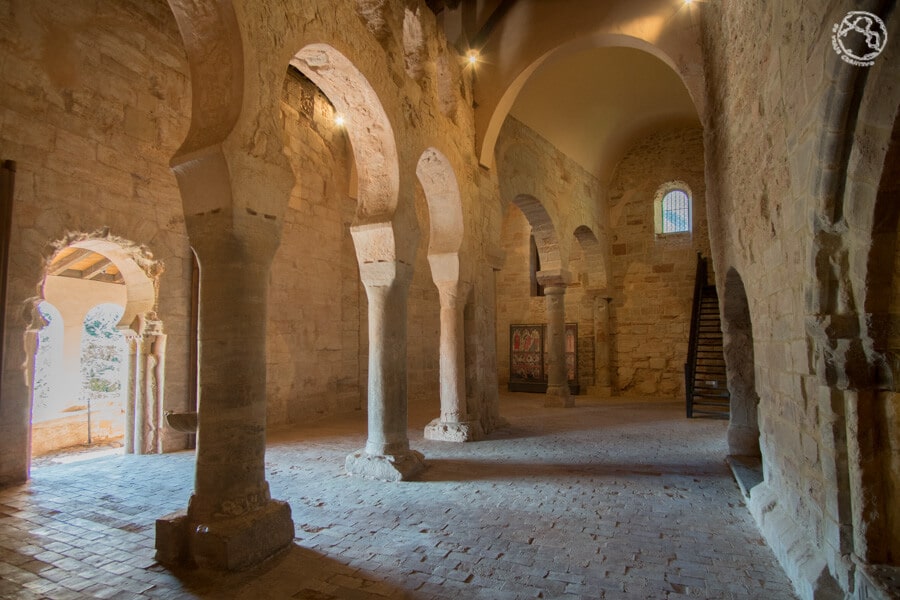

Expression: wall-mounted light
xmin=334 ymin=114 xmax=345 ymax=127
xmin=466 ymin=50 xmax=479 ymax=66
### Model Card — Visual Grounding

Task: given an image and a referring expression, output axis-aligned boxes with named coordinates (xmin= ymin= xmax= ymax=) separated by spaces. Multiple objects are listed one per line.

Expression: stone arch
xmin=43 ymin=235 xmax=162 ymax=331
xmin=854 ymin=111 xmax=900 ymax=567
xmin=479 ymin=31 xmax=704 ymax=168
xmin=416 ymin=147 xmax=464 ymax=259
xmin=511 ymin=195 xmax=561 ymax=272
xmin=572 ymin=225 xmax=607 ymax=291
xmin=496 ymin=135 xmax=563 ymax=271
xmin=721 ymin=267 xmax=760 ymax=459
xmin=165 ymin=0 xmax=243 ymax=157
xmin=801 ymin=6 xmax=900 ymax=581
xmin=24 ymin=232 xmax=166 ymax=459
xmin=290 ymin=44 xmax=399 ymax=230
xmin=652 ymin=180 xmax=694 ymax=235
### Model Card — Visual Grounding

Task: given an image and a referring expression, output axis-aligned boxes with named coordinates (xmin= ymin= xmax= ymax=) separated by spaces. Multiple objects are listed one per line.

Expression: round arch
xmin=800 ymin=6 xmax=900 ymax=578
xmin=572 ymin=225 xmax=607 ymax=291
xmin=290 ymin=44 xmax=399 ymax=226
xmin=510 ymin=194 xmax=562 ymax=272
xmin=722 ymin=267 xmax=760 ymax=459
xmin=478 ymin=31 xmax=704 ymax=168
xmin=24 ymin=233 xmax=166 ymax=459
xmin=51 ymin=237 xmax=160 ymax=331
xmin=416 ymin=147 xmax=464 ymax=258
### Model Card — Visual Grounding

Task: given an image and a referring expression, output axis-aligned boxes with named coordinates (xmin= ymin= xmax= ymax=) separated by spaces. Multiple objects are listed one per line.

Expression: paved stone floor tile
xmin=0 ymin=395 xmax=797 ymax=599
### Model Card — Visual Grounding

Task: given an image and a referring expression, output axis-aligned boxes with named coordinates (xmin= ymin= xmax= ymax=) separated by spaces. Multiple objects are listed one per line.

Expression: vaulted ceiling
xmin=509 ymin=45 xmax=699 ymax=178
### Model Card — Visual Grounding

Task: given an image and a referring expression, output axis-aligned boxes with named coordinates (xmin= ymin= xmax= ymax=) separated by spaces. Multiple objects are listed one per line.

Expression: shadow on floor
xmin=415 ymin=456 xmax=732 ymax=483
xmin=160 ymin=543 xmax=420 ymax=599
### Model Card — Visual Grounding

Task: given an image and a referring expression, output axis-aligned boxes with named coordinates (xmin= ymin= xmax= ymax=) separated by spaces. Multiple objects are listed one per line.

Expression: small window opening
xmin=660 ymin=189 xmax=691 ymax=233
xmin=654 ymin=184 xmax=693 ymax=235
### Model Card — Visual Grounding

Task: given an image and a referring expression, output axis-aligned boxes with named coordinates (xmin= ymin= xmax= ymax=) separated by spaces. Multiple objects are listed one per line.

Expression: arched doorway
xmin=31 ymin=300 xmax=129 ymax=457
xmin=25 ymin=235 xmax=165 ymax=462
xmin=722 ymin=267 xmax=761 ymax=458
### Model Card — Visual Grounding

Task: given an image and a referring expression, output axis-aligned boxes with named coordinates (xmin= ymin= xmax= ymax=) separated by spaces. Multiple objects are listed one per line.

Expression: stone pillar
xmin=124 ymin=333 xmax=138 ymax=454
xmin=133 ymin=319 xmax=166 ymax=455
xmin=345 ymin=260 xmax=425 ymax=481
xmin=156 ymin=220 xmax=293 ymax=571
xmin=589 ymin=292 xmax=613 ymax=396
xmin=482 ymin=248 xmax=507 ymax=430
xmin=538 ymin=270 xmax=573 ymax=407
xmin=425 ymin=279 xmax=477 ymax=442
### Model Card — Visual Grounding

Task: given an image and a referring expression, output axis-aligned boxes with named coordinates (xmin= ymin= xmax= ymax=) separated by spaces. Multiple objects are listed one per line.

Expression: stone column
xmin=589 ymin=292 xmax=613 ymax=396
xmin=425 ymin=279 xmax=477 ymax=442
xmin=123 ymin=333 xmax=138 ymax=454
xmin=482 ymin=248 xmax=507 ymax=430
xmin=345 ymin=260 xmax=425 ymax=481
xmin=156 ymin=218 xmax=293 ymax=571
xmin=538 ymin=270 xmax=573 ymax=407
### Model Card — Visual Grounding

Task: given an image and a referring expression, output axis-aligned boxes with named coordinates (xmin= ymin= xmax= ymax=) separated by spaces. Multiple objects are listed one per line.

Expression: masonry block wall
xmin=270 ymin=70 xmax=365 ymax=426
xmin=409 ymin=186 xmax=442 ymax=407
xmin=494 ymin=118 xmax=607 ymax=394
xmin=703 ymin=1 xmax=899 ymax=595
xmin=703 ymin=4 xmax=841 ymax=591
xmin=607 ymin=127 xmax=710 ymax=398
xmin=0 ymin=0 xmax=194 ymax=480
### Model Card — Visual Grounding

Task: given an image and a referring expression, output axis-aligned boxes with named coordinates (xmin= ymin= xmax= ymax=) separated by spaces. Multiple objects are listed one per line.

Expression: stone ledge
xmin=156 ymin=500 xmax=294 ymax=571
xmin=424 ymin=418 xmax=480 ymax=442
xmin=747 ymin=482 xmax=842 ymax=599
xmin=345 ymin=448 xmax=426 ymax=481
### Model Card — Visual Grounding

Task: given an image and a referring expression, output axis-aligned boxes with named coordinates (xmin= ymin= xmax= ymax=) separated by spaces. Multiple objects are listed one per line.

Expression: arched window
xmin=654 ymin=183 xmax=692 ymax=235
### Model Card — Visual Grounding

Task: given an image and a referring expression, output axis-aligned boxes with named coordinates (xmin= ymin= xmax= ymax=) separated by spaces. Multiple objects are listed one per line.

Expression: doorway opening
xmin=27 ymin=236 xmax=165 ymax=464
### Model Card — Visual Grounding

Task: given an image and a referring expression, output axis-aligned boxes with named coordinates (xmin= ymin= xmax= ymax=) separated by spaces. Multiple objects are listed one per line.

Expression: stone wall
xmin=702 ymin=3 xmax=840 ymax=593
xmin=494 ymin=118 xmax=607 ymax=394
xmin=494 ymin=121 xmax=709 ymax=399
xmin=607 ymin=127 xmax=710 ymax=397
xmin=271 ymin=68 xmax=443 ymax=428
xmin=702 ymin=1 xmax=899 ymax=596
xmin=0 ymin=0 xmax=193 ymax=482
xmin=269 ymin=70 xmax=364 ymax=426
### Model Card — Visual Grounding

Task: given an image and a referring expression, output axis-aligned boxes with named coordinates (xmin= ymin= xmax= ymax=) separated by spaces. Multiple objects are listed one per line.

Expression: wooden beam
xmin=81 ymin=258 xmax=113 ymax=280
xmin=49 ymin=248 xmax=92 ymax=275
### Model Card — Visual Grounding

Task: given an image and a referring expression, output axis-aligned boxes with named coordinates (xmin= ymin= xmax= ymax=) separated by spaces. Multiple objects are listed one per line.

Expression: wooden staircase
xmin=685 ymin=254 xmax=730 ymax=419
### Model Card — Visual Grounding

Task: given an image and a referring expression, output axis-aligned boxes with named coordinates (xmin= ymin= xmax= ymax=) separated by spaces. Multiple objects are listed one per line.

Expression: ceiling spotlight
xmin=334 ymin=114 xmax=345 ymax=127
xmin=467 ymin=50 xmax=479 ymax=65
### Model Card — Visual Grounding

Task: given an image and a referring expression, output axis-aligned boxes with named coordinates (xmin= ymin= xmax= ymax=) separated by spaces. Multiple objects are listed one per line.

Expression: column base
xmin=424 ymin=418 xmax=480 ymax=442
xmin=345 ymin=448 xmax=426 ymax=481
xmin=155 ymin=499 xmax=294 ymax=571
xmin=545 ymin=384 xmax=574 ymax=408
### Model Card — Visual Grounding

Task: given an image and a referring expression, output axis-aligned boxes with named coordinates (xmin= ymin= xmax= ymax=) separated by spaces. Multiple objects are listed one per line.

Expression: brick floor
xmin=0 ymin=394 xmax=797 ymax=599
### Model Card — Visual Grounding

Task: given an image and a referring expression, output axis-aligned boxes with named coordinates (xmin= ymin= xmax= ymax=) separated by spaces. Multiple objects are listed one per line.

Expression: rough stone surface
xmin=0 ymin=393 xmax=797 ymax=599
xmin=423 ymin=418 xmax=477 ymax=442
xmin=606 ymin=127 xmax=711 ymax=398
xmin=0 ymin=0 xmax=194 ymax=484
xmin=345 ymin=448 xmax=427 ymax=482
